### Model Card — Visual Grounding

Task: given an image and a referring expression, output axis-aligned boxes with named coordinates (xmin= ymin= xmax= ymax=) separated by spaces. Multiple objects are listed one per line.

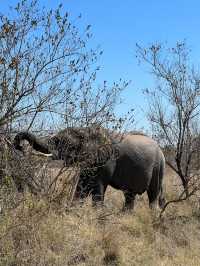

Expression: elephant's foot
xmin=122 ymin=203 xmax=134 ymax=213
xmin=92 ymin=199 xmax=104 ymax=208
xmin=149 ymin=200 xmax=159 ymax=210
xmin=123 ymin=190 xmax=135 ymax=212
xmin=149 ymin=200 xmax=161 ymax=220
xmin=159 ymin=196 xmax=166 ymax=209
xmin=91 ymin=192 xmax=104 ymax=208
xmin=147 ymin=189 xmax=162 ymax=210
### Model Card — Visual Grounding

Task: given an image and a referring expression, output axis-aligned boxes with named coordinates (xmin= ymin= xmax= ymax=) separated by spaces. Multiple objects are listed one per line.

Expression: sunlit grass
xmin=1 ymin=166 xmax=200 ymax=265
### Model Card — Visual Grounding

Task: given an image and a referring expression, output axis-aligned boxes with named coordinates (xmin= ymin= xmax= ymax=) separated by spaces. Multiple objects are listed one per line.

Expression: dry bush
xmin=1 ymin=166 xmax=200 ymax=265
xmin=0 ymin=135 xmax=81 ymax=218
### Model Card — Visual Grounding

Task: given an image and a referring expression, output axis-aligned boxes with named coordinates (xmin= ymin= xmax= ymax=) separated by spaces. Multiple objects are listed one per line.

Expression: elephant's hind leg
xmin=147 ymin=189 xmax=159 ymax=210
xmin=158 ymin=185 xmax=166 ymax=209
xmin=123 ymin=190 xmax=135 ymax=210
xmin=147 ymin=169 xmax=160 ymax=210
xmin=148 ymin=158 xmax=166 ymax=210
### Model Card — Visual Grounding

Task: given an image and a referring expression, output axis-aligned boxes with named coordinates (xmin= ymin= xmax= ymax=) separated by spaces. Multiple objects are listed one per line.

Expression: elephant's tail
xmin=159 ymin=153 xmax=166 ymax=209
xmin=14 ymin=132 xmax=50 ymax=154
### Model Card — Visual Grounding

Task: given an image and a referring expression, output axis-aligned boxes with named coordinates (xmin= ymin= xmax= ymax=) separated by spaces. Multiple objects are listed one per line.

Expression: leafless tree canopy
xmin=136 ymin=41 xmax=200 ymax=194
xmin=0 ymin=0 xmax=131 ymax=134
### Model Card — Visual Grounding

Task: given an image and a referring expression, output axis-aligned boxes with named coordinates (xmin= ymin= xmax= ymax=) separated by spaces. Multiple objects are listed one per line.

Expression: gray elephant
xmin=14 ymin=128 xmax=166 ymax=210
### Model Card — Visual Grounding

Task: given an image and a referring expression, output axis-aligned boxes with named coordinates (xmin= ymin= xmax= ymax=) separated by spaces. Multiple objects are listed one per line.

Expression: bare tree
xmin=0 ymin=0 xmax=134 ymax=141
xmin=0 ymin=0 xmax=131 ymax=134
xmin=0 ymin=0 xmax=134 ymax=200
xmin=136 ymin=42 xmax=200 ymax=194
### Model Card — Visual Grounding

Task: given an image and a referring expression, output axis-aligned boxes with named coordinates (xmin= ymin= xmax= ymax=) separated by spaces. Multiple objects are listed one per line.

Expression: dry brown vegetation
xmin=1 ymin=166 xmax=200 ymax=266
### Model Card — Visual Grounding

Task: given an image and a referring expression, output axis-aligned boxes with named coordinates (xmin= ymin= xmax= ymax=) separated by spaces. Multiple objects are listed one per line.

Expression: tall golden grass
xmin=0 ymin=166 xmax=200 ymax=266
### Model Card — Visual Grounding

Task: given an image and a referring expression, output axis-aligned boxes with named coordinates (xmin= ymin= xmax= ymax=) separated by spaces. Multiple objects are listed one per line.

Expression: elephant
xmin=13 ymin=128 xmax=166 ymax=210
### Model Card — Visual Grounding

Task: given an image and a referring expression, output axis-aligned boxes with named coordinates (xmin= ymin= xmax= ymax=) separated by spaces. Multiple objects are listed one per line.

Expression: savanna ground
xmin=0 ymin=166 xmax=200 ymax=266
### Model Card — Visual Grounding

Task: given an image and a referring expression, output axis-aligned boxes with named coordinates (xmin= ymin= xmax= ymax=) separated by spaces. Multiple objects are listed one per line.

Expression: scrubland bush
xmin=1 ymin=166 xmax=200 ymax=266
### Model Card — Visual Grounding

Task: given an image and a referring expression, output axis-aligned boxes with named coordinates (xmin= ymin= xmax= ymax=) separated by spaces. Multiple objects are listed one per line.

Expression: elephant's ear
xmin=87 ymin=126 xmax=111 ymax=146
xmin=95 ymin=144 xmax=118 ymax=165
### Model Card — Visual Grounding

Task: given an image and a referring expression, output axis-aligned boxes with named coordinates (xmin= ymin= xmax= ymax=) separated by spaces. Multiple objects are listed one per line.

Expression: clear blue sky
xmin=1 ymin=0 xmax=200 ymax=130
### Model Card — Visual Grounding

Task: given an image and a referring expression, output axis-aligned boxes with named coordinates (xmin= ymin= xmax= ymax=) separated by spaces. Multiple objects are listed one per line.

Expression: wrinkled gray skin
xmin=14 ymin=129 xmax=166 ymax=210
xmin=77 ymin=134 xmax=166 ymax=210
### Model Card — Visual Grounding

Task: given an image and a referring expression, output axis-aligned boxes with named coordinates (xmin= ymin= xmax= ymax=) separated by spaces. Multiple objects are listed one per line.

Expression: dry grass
xmin=1 ymin=166 xmax=200 ymax=266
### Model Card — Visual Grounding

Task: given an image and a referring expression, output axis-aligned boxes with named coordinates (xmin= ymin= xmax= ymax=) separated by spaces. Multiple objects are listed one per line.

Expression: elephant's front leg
xmin=123 ymin=190 xmax=135 ymax=211
xmin=91 ymin=181 xmax=107 ymax=206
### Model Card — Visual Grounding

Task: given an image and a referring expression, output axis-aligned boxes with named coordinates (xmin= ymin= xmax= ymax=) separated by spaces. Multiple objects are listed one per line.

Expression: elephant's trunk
xmin=14 ymin=132 xmax=51 ymax=154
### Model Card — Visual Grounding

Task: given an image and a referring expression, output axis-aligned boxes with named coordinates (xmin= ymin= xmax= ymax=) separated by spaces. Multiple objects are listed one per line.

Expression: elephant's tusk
xmin=31 ymin=150 xmax=53 ymax=157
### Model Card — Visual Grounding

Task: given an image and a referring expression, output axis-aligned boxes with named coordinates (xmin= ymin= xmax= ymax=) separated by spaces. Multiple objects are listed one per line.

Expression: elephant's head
xmin=48 ymin=127 xmax=116 ymax=167
xmin=13 ymin=126 xmax=118 ymax=168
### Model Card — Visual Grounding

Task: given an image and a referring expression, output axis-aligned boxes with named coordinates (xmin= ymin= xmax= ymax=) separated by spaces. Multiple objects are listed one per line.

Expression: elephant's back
xmin=123 ymin=134 xmax=158 ymax=145
xmin=120 ymin=134 xmax=165 ymax=169
xmin=120 ymin=134 xmax=162 ymax=156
